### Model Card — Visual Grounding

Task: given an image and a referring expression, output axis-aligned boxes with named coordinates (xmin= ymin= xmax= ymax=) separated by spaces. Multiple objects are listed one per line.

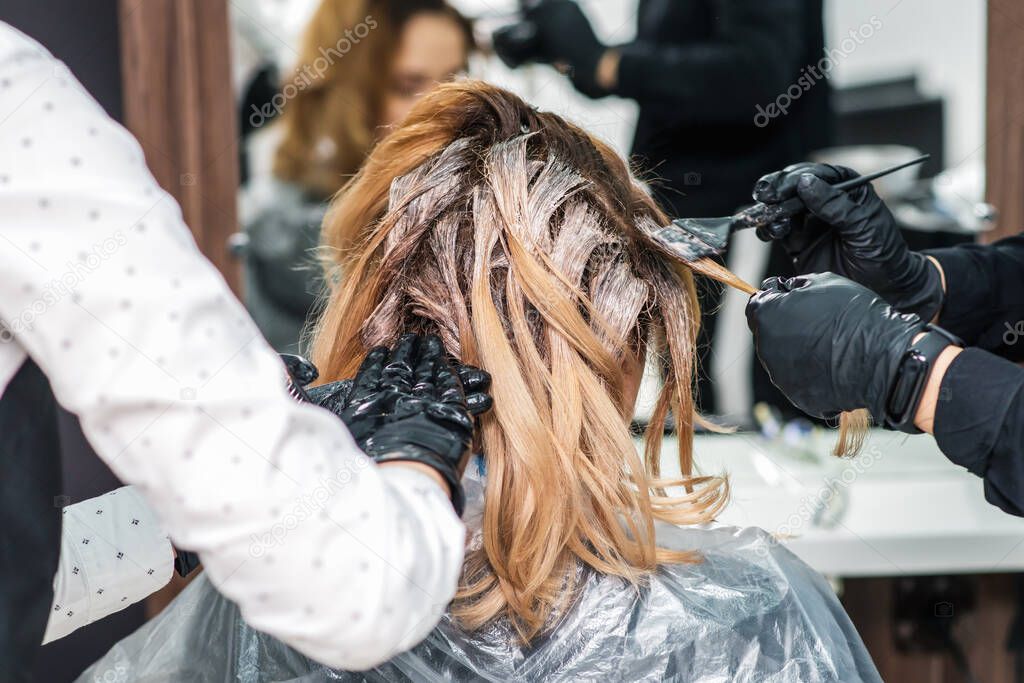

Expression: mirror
xmin=226 ymin=0 xmax=987 ymax=429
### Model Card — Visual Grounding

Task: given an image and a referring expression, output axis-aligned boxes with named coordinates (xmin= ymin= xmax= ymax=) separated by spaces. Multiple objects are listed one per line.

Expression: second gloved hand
xmin=306 ymin=360 xmax=492 ymax=425
xmin=745 ymin=273 xmax=924 ymax=421
xmin=526 ymin=0 xmax=606 ymax=97
xmin=308 ymin=334 xmax=492 ymax=515
xmin=751 ymin=162 xmax=944 ymax=322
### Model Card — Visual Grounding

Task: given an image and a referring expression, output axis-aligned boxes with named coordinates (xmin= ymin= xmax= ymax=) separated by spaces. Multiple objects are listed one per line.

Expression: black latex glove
xmin=745 ymin=272 xmax=924 ymax=421
xmin=526 ymin=0 xmax=606 ymax=97
xmin=307 ymin=364 xmax=492 ymax=422
xmin=751 ymin=163 xmax=945 ymax=322
xmin=281 ymin=353 xmax=318 ymax=402
xmin=305 ymin=335 xmax=491 ymax=515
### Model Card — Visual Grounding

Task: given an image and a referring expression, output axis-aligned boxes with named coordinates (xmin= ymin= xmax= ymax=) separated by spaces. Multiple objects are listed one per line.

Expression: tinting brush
xmin=646 ymin=154 xmax=931 ymax=263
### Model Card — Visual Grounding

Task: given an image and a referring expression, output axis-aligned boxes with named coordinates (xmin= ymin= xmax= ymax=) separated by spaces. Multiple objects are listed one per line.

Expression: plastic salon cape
xmin=80 ymin=472 xmax=881 ymax=683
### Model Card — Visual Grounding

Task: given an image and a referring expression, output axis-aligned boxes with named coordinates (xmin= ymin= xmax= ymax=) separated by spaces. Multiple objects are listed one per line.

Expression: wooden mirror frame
xmin=119 ymin=0 xmax=241 ymax=292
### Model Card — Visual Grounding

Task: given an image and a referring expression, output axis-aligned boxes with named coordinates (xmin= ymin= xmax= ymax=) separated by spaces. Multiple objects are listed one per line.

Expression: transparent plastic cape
xmin=79 ymin=472 xmax=880 ymax=682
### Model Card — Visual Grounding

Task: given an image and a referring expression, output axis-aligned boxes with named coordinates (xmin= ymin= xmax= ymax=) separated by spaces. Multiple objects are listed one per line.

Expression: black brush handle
xmin=833 ymin=153 xmax=931 ymax=191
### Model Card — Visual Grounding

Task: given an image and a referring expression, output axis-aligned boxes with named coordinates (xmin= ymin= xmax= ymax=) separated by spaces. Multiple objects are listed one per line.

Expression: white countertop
xmin=652 ymin=430 xmax=1024 ymax=577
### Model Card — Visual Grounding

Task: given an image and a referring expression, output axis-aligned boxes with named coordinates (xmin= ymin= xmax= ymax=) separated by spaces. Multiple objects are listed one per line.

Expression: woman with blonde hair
xmin=83 ymin=81 xmax=880 ymax=682
xmin=244 ymin=0 xmax=474 ymax=352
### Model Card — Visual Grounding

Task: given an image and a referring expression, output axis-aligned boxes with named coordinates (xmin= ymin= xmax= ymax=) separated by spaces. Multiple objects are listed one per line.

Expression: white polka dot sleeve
xmin=43 ymin=487 xmax=174 ymax=644
xmin=0 ymin=23 xmax=465 ymax=669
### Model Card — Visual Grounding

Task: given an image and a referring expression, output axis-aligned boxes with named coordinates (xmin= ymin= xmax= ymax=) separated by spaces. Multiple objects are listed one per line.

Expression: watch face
xmin=887 ymin=350 xmax=928 ymax=428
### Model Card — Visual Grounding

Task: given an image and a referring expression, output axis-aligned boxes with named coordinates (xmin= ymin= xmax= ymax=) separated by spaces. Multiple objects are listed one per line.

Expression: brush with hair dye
xmin=646 ymin=154 xmax=930 ymax=263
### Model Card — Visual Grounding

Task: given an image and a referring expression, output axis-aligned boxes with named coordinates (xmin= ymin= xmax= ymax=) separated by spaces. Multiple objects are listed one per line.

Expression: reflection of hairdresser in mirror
xmin=243 ymin=0 xmax=474 ymax=353
xmin=84 ymin=82 xmax=882 ymax=682
xmin=746 ymin=163 xmax=1024 ymax=516
xmin=494 ymin=0 xmax=833 ymax=413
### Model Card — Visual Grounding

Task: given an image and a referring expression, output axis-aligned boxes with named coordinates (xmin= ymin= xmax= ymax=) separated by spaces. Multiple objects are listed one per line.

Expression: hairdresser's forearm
xmin=912 ymin=337 xmax=961 ymax=434
xmin=607 ymin=0 xmax=802 ymax=121
xmin=596 ymin=50 xmax=620 ymax=91
xmin=923 ymin=235 xmax=1024 ymax=357
xmin=381 ymin=461 xmax=449 ymax=496
xmin=610 ymin=42 xmax=794 ymax=122
xmin=917 ymin=346 xmax=1024 ymax=516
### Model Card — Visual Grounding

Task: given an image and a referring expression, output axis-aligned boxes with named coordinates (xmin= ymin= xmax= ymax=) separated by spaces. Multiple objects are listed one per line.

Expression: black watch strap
xmin=884 ymin=324 xmax=963 ymax=433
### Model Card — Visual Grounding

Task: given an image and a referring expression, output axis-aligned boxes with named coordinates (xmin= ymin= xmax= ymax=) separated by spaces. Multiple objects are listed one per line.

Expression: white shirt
xmin=0 ymin=23 xmax=464 ymax=669
xmin=43 ymin=487 xmax=174 ymax=644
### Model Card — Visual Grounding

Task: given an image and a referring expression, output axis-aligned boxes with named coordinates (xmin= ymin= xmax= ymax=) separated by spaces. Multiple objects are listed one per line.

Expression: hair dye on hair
xmin=310 ymin=81 xmax=865 ymax=641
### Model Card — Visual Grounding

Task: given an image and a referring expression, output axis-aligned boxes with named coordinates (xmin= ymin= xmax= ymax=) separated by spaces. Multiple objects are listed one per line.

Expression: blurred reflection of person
xmin=506 ymin=0 xmax=833 ymax=413
xmin=243 ymin=0 xmax=475 ymax=353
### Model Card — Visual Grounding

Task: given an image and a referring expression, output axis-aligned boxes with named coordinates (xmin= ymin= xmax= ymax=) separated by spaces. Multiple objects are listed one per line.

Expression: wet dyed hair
xmin=310 ymin=80 xmax=863 ymax=640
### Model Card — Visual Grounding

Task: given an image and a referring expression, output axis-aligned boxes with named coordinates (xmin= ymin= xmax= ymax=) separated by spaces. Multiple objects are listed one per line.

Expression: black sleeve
xmin=612 ymin=0 xmax=803 ymax=124
xmin=923 ymin=234 xmax=1024 ymax=360
xmin=933 ymin=348 xmax=1024 ymax=516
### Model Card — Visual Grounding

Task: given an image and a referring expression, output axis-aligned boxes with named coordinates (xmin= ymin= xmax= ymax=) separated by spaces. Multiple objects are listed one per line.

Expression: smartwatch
xmin=884 ymin=324 xmax=963 ymax=434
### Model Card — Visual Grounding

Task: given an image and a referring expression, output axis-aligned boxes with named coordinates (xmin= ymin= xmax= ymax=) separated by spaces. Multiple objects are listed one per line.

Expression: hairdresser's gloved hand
xmin=281 ymin=353 xmax=318 ymax=402
xmin=752 ymin=163 xmax=944 ymax=322
xmin=526 ymin=0 xmax=606 ymax=97
xmin=308 ymin=362 xmax=492 ymax=422
xmin=746 ymin=273 xmax=924 ymax=421
xmin=308 ymin=334 xmax=492 ymax=515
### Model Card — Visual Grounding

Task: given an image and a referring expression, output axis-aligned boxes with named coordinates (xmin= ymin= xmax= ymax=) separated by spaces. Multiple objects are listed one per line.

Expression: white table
xmin=652 ymin=430 xmax=1024 ymax=577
